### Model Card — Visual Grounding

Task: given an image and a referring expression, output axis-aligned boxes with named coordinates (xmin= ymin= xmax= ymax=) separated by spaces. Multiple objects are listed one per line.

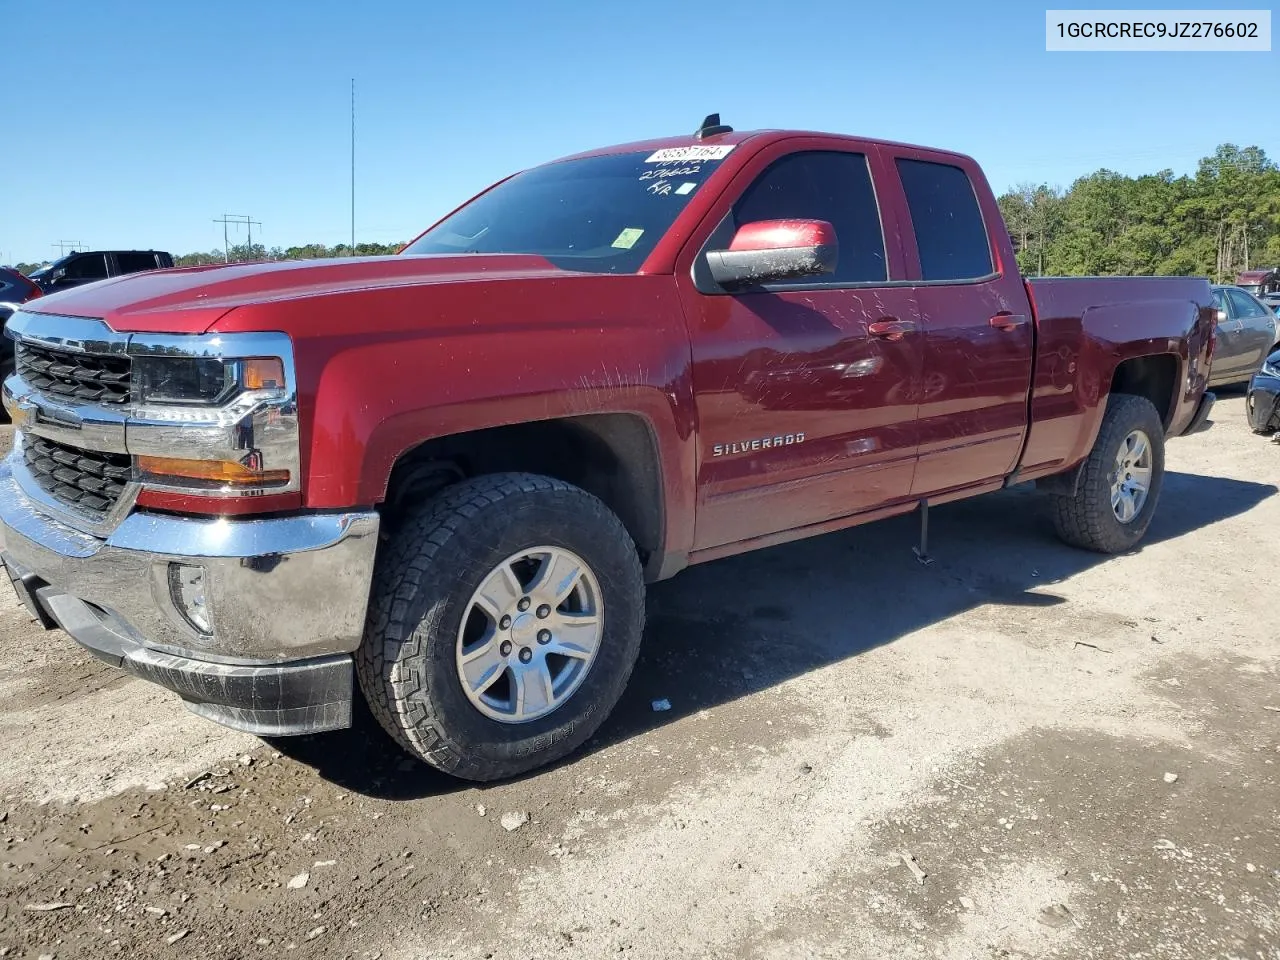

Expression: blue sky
xmin=4 ymin=0 xmax=1276 ymax=264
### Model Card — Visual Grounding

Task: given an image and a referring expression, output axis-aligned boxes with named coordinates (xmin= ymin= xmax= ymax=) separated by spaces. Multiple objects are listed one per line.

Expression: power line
xmin=212 ymin=214 xmax=262 ymax=263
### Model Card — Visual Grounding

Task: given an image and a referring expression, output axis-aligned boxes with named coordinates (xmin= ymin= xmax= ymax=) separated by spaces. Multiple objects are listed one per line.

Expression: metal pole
xmin=351 ymin=78 xmax=356 ymax=255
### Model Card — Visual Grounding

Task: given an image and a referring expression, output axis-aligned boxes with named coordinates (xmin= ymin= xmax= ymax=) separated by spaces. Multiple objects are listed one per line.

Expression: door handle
xmin=989 ymin=314 xmax=1029 ymax=332
xmin=868 ymin=319 xmax=917 ymax=341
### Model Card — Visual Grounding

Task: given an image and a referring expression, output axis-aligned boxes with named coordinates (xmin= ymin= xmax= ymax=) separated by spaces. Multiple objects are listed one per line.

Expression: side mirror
xmin=1215 ymin=309 xmax=1228 ymax=324
xmin=706 ymin=219 xmax=837 ymax=288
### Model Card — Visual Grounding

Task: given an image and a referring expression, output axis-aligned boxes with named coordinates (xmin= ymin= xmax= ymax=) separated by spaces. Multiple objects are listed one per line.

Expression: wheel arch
xmin=380 ymin=413 xmax=668 ymax=580
xmin=1108 ymin=353 xmax=1179 ymax=431
xmin=1037 ymin=355 xmax=1177 ymax=498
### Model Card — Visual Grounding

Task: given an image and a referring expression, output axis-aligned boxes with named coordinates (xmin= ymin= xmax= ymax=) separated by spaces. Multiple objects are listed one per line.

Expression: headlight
xmin=134 ymin=356 xmax=285 ymax=405
xmin=125 ymin=332 xmax=299 ymax=498
xmin=1263 ymin=355 xmax=1280 ymax=379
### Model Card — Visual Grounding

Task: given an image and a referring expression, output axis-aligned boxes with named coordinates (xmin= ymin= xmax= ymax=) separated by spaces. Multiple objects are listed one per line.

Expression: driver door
xmin=676 ymin=143 xmax=922 ymax=552
xmin=54 ymin=254 xmax=110 ymax=291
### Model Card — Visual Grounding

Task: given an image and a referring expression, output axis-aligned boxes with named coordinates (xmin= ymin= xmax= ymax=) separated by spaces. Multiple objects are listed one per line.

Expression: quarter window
xmin=896 ymin=158 xmax=993 ymax=282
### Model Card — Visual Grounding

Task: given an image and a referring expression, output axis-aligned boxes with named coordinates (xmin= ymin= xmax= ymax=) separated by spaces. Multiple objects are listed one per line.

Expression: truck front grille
xmin=22 ymin=435 xmax=132 ymax=519
xmin=16 ymin=342 xmax=132 ymax=406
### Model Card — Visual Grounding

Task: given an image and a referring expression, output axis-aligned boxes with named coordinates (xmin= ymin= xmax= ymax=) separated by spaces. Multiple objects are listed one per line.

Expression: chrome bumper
xmin=0 ymin=457 xmax=380 ymax=735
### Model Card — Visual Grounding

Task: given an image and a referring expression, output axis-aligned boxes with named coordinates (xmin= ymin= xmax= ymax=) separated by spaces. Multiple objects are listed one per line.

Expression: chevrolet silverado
xmin=0 ymin=117 xmax=1216 ymax=781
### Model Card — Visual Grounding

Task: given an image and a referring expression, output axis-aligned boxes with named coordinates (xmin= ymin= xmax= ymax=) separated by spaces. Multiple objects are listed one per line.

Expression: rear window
xmin=896 ymin=158 xmax=993 ymax=282
xmin=115 ymin=252 xmax=159 ymax=274
xmin=403 ymin=148 xmax=736 ymax=274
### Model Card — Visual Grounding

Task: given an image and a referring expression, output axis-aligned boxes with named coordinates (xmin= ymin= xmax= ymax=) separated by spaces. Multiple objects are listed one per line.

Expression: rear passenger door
xmin=1226 ymin=288 xmax=1277 ymax=372
xmin=884 ymin=152 xmax=1035 ymax=497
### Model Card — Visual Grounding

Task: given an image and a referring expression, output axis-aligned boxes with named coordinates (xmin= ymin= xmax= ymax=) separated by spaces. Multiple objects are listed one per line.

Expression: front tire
xmin=357 ymin=473 xmax=645 ymax=781
xmin=1049 ymin=394 xmax=1166 ymax=554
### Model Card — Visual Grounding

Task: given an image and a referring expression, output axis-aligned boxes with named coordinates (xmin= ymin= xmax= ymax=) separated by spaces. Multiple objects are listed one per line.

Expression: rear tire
xmin=1049 ymin=394 xmax=1166 ymax=554
xmin=357 ymin=472 xmax=645 ymax=781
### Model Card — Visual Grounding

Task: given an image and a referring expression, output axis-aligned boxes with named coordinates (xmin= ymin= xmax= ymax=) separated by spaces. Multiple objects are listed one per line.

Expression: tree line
xmin=11 ymin=242 xmax=405 ymax=276
xmin=998 ymin=143 xmax=1279 ymax=279
xmin=13 ymin=143 xmax=1278 ymax=281
xmin=170 ymin=241 xmax=407 ymax=267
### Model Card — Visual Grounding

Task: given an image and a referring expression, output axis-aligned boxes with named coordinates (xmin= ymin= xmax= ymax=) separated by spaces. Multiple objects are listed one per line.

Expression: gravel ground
xmin=1 ymin=394 xmax=1278 ymax=960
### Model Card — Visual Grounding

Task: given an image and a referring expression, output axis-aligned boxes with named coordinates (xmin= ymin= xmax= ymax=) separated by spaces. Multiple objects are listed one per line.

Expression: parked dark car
xmin=1209 ymin=285 xmax=1280 ymax=387
xmin=1246 ymin=346 xmax=1280 ymax=435
xmin=27 ymin=250 xmax=174 ymax=293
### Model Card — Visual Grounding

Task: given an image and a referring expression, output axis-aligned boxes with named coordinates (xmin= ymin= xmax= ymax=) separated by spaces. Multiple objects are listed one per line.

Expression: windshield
xmin=1239 ymin=283 xmax=1263 ymax=294
xmin=27 ymin=262 xmax=57 ymax=279
xmin=402 ymin=147 xmax=737 ymax=273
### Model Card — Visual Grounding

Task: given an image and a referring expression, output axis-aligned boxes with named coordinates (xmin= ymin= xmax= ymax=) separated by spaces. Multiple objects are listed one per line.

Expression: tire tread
xmin=1049 ymin=393 xmax=1165 ymax=554
xmin=356 ymin=472 xmax=643 ymax=781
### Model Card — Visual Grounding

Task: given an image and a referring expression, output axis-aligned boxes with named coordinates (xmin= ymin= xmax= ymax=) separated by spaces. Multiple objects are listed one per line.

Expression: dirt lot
xmin=1 ymin=394 xmax=1278 ymax=960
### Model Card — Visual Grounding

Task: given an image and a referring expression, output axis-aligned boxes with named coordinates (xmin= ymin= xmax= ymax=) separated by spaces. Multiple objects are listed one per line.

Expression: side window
xmin=896 ymin=158 xmax=993 ymax=282
xmin=1212 ymin=289 xmax=1227 ymax=314
xmin=115 ymin=252 xmax=159 ymax=274
xmin=63 ymin=254 xmax=109 ymax=280
xmin=732 ymin=151 xmax=887 ymax=284
xmin=1227 ymin=288 xmax=1267 ymax=319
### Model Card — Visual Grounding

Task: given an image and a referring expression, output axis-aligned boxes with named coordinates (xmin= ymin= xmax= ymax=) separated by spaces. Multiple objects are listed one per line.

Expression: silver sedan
xmin=1209 ymin=285 xmax=1280 ymax=388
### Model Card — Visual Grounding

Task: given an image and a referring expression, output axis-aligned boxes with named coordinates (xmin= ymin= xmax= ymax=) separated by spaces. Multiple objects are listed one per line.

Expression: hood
xmin=22 ymin=254 xmax=572 ymax=334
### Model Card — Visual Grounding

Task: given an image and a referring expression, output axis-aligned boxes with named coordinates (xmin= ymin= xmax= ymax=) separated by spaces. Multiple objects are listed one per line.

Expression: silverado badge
xmin=712 ymin=433 xmax=806 ymax=457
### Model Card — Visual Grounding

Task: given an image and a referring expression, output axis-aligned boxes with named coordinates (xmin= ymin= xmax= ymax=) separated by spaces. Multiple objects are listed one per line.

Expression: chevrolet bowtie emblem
xmin=8 ymin=396 xmax=36 ymax=431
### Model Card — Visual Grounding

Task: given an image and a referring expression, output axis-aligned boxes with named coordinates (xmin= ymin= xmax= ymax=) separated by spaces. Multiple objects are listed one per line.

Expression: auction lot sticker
xmin=646 ymin=145 xmax=736 ymax=163
xmin=1046 ymin=9 xmax=1271 ymax=50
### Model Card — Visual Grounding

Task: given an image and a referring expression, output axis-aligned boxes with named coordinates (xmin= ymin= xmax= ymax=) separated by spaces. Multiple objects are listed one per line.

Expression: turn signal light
xmin=137 ymin=455 xmax=290 ymax=488
xmin=242 ymin=357 xmax=285 ymax=391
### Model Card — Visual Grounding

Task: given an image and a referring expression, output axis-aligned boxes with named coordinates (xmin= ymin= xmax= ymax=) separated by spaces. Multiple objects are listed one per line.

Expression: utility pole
xmin=212 ymin=214 xmax=261 ymax=263
xmin=52 ymin=240 xmax=84 ymax=257
xmin=351 ymin=78 xmax=356 ymax=255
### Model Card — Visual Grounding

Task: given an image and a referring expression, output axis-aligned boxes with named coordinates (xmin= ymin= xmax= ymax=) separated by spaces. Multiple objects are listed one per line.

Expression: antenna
xmin=694 ymin=113 xmax=733 ymax=140
xmin=350 ymin=78 xmax=356 ymax=256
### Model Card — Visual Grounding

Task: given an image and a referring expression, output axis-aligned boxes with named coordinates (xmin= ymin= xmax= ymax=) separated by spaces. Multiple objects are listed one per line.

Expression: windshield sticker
xmin=611 ymin=227 xmax=645 ymax=250
xmin=675 ymin=182 xmax=697 ymax=195
xmin=646 ymin=145 xmax=735 ymax=163
xmin=639 ymin=164 xmax=702 ymax=182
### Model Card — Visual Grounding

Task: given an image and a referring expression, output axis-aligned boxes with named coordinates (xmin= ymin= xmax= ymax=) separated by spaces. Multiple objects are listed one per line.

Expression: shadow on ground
xmin=271 ymin=471 xmax=1275 ymax=798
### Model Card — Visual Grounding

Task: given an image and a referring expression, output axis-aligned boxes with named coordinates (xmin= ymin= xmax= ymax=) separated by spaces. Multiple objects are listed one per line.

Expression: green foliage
xmin=175 ymin=241 xmax=404 ymax=267
xmin=999 ymin=143 xmax=1280 ymax=281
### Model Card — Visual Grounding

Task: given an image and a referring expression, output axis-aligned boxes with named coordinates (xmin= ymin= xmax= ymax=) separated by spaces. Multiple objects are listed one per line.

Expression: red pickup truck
xmin=0 ymin=118 xmax=1215 ymax=781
